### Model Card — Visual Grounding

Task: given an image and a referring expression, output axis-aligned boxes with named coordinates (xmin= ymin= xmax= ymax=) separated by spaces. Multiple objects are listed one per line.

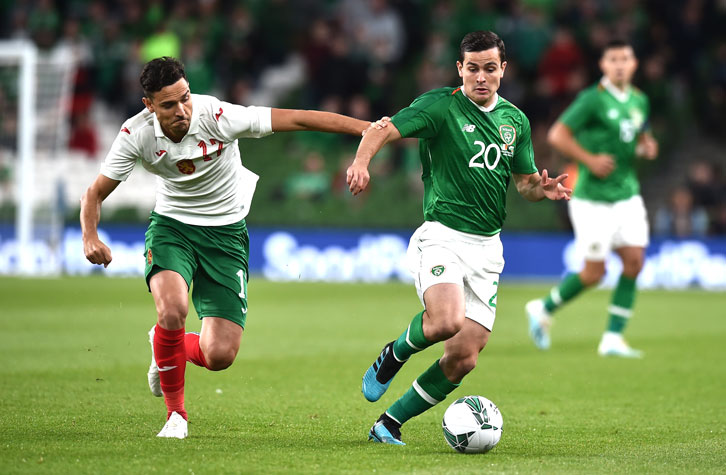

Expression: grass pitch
xmin=0 ymin=277 xmax=724 ymax=474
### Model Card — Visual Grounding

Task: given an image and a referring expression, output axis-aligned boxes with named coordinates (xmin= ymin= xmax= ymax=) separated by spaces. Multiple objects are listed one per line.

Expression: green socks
xmin=544 ymin=273 xmax=585 ymax=313
xmin=387 ymin=359 xmax=459 ymax=425
xmin=608 ymin=275 xmax=636 ymax=333
xmin=392 ymin=311 xmax=433 ymax=361
xmin=542 ymin=271 xmax=637 ymax=333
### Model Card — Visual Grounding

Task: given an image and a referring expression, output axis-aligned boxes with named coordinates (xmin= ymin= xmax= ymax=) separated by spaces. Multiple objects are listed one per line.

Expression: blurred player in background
xmin=346 ymin=31 xmax=571 ymax=445
xmin=525 ymin=39 xmax=658 ymax=357
xmin=80 ymin=57 xmax=381 ymax=439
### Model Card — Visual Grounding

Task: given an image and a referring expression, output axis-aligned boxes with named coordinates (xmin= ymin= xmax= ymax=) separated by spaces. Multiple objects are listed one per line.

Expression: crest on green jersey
xmin=431 ymin=265 xmax=445 ymax=277
xmin=629 ymin=108 xmax=645 ymax=129
xmin=499 ymin=125 xmax=516 ymax=149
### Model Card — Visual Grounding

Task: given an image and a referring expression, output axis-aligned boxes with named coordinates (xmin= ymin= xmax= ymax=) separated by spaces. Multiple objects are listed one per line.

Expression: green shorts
xmin=144 ymin=211 xmax=250 ymax=328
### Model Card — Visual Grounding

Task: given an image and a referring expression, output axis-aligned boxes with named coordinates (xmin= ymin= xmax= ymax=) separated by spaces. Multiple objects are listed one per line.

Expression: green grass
xmin=0 ymin=277 xmax=724 ymax=474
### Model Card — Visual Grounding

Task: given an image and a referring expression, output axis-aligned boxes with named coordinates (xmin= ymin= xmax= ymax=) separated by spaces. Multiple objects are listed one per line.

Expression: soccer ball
xmin=442 ymin=395 xmax=503 ymax=453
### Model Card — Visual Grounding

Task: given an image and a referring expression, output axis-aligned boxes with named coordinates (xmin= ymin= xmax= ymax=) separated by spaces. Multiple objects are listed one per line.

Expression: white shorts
xmin=568 ymin=195 xmax=649 ymax=261
xmin=407 ymin=221 xmax=504 ymax=331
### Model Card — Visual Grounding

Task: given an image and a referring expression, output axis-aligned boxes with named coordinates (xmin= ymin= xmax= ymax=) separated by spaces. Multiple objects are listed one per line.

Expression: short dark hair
xmin=459 ymin=31 xmax=506 ymax=63
xmin=140 ymin=56 xmax=187 ymax=97
xmin=602 ymin=39 xmax=633 ymax=57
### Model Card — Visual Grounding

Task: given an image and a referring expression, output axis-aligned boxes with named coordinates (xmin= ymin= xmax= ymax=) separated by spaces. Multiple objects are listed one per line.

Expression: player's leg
xmin=187 ymin=218 xmax=249 ymax=370
xmin=372 ymin=319 xmax=488 ymax=444
xmin=610 ymin=246 xmax=644 ymax=332
xmin=149 ymin=270 xmax=190 ymax=438
xmin=526 ymin=198 xmax=611 ymax=349
xmin=362 ymin=283 xmax=464 ymax=403
xmin=148 ymin=272 xmax=189 ymax=399
xmin=197 ymin=317 xmax=243 ymax=370
xmin=184 ymin=318 xmax=243 ymax=370
xmin=372 ymin=317 xmax=491 ymax=446
xmin=598 ymin=195 xmax=648 ymax=358
xmin=597 ymin=245 xmax=644 ymax=358
xmin=362 ymin=224 xmax=464 ymax=402
xmin=369 ymin=230 xmax=500 ymax=445
xmin=439 ymin=319 xmax=490 ymax=382
xmin=143 ymin=212 xmax=196 ymax=438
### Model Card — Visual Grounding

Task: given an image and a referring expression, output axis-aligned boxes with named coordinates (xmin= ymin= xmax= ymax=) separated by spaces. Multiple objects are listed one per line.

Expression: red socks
xmin=185 ymin=332 xmax=209 ymax=369
xmin=153 ymin=325 xmax=187 ymax=420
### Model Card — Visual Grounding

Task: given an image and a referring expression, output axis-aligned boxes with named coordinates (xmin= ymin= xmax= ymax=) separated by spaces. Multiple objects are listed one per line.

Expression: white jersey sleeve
xmin=201 ymin=96 xmax=273 ymax=141
xmin=100 ymin=117 xmax=144 ymax=181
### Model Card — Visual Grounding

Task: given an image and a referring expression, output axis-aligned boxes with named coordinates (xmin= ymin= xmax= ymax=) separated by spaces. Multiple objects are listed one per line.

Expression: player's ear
xmin=142 ymin=96 xmax=154 ymax=113
xmin=456 ymin=61 xmax=464 ymax=78
xmin=500 ymin=61 xmax=507 ymax=77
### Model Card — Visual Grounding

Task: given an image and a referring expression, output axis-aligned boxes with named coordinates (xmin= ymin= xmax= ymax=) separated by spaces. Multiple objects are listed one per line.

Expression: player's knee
xmin=156 ymin=301 xmax=187 ymax=329
xmin=444 ymin=354 xmax=478 ymax=381
xmin=622 ymin=257 xmax=644 ymax=278
xmin=204 ymin=348 xmax=236 ymax=371
xmin=580 ymin=267 xmax=605 ymax=286
xmin=428 ymin=314 xmax=465 ymax=341
xmin=455 ymin=355 xmax=478 ymax=378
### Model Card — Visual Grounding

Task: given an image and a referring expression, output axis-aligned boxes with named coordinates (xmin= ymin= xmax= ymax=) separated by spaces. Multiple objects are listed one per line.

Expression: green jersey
xmin=559 ymin=80 xmax=650 ymax=202
xmin=391 ymin=87 xmax=537 ymax=236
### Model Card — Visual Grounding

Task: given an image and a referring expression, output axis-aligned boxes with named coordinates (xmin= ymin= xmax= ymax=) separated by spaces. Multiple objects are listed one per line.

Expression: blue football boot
xmin=368 ymin=413 xmax=405 ymax=445
xmin=362 ymin=341 xmax=403 ymax=402
xmin=525 ymin=299 xmax=552 ymax=350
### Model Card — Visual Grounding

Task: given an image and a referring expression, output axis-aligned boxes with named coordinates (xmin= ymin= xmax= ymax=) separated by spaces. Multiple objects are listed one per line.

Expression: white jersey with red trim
xmin=101 ymin=94 xmax=273 ymax=226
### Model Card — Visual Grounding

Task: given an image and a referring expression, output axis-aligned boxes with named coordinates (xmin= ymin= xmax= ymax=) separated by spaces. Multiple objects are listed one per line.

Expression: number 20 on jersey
xmin=469 ymin=141 xmax=501 ymax=170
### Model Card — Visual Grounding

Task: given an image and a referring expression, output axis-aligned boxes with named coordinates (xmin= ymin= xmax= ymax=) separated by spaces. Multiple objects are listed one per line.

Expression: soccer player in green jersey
xmin=525 ymin=39 xmax=658 ymax=357
xmin=346 ymin=31 xmax=572 ymax=445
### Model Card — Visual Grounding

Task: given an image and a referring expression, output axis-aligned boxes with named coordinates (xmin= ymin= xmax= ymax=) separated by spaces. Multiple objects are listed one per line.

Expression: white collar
xmin=461 ymin=88 xmax=499 ymax=112
xmin=601 ymin=77 xmax=631 ymax=103
xmin=153 ymin=95 xmax=200 ymax=139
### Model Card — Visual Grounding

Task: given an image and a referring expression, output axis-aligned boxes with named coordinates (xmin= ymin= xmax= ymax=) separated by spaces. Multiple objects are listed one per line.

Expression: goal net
xmin=0 ymin=40 xmax=75 ymax=275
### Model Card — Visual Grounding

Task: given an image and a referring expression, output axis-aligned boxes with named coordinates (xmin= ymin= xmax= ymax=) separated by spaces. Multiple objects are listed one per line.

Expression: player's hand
xmin=587 ymin=153 xmax=615 ymax=178
xmin=346 ymin=159 xmax=370 ymax=196
xmin=636 ymin=134 xmax=658 ymax=160
xmin=362 ymin=116 xmax=390 ymax=136
xmin=540 ymin=169 xmax=572 ymax=201
xmin=83 ymin=236 xmax=112 ymax=268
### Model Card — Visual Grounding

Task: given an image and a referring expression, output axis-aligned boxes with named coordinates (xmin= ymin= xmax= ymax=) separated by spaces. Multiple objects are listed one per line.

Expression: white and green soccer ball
xmin=442 ymin=395 xmax=503 ymax=454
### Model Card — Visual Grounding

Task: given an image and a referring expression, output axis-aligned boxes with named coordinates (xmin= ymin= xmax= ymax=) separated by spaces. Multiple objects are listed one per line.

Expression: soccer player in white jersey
xmin=525 ymin=40 xmax=658 ymax=358
xmin=80 ymin=57 xmax=382 ymax=439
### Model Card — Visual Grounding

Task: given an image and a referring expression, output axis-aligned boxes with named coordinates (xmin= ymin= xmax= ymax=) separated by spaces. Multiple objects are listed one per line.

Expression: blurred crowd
xmin=1 ymin=0 xmax=724 ymax=234
xmin=655 ymin=161 xmax=726 ymax=237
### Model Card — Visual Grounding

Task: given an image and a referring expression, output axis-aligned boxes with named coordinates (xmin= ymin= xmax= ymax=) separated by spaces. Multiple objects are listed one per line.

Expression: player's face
xmin=457 ymin=48 xmax=507 ymax=108
xmin=600 ymin=47 xmax=638 ymax=88
xmin=142 ymin=78 xmax=193 ymax=142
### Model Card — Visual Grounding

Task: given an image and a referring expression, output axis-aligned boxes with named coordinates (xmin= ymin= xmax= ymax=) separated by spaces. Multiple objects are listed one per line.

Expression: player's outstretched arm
xmin=347 ymin=122 xmax=402 ymax=196
xmin=80 ymin=174 xmax=120 ymax=268
xmin=548 ymin=121 xmax=614 ymax=178
xmin=270 ymin=108 xmax=377 ymax=136
xmin=513 ymin=169 xmax=572 ymax=202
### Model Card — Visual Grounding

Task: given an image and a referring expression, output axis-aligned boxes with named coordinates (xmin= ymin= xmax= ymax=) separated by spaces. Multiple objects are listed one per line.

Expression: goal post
xmin=0 ymin=40 xmax=37 ymax=275
xmin=0 ymin=40 xmax=75 ymax=275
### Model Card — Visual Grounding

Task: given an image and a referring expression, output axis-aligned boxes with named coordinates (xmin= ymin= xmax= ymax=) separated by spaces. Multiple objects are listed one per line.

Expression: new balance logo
xmin=462 ymin=124 xmax=476 ymax=132
xmin=158 ymin=366 xmax=178 ymax=372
